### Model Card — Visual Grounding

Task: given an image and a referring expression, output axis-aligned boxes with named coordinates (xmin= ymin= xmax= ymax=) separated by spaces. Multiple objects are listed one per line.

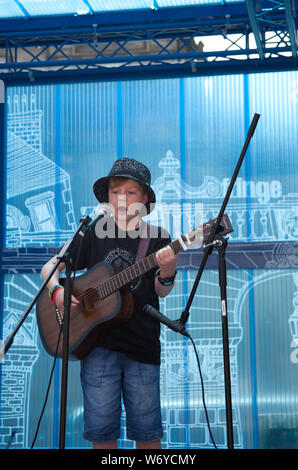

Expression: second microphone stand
xmin=178 ymin=113 xmax=260 ymax=449
xmin=203 ymin=232 xmax=233 ymax=448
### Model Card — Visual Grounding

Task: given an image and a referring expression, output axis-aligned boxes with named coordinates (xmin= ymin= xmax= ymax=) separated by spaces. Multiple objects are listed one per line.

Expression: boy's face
xmin=108 ymin=178 xmax=148 ymax=226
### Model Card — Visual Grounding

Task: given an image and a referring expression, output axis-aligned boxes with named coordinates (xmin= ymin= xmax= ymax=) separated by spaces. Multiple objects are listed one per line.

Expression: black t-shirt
xmin=69 ymin=220 xmax=171 ymax=365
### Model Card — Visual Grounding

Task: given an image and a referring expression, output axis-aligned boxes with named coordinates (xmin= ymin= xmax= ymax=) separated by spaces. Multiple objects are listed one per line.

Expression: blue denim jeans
xmin=80 ymin=346 xmax=163 ymax=443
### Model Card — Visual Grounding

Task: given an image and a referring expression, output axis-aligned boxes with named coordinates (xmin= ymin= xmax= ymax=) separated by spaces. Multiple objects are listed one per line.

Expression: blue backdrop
xmin=1 ymin=71 xmax=298 ymax=449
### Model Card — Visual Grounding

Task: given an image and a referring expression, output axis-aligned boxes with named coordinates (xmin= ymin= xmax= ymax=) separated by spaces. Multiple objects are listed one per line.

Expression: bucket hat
xmin=93 ymin=158 xmax=156 ymax=214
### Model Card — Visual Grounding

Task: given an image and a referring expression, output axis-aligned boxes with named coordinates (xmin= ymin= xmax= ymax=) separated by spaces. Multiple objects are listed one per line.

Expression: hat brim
xmin=93 ymin=175 xmax=156 ymax=215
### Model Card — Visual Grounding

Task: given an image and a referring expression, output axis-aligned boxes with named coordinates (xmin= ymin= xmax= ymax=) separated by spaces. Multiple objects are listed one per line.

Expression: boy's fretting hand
xmin=155 ymin=246 xmax=178 ymax=278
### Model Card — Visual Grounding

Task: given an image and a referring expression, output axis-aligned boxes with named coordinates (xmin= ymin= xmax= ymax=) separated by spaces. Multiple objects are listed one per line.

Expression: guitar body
xmin=36 ymin=261 xmax=134 ymax=360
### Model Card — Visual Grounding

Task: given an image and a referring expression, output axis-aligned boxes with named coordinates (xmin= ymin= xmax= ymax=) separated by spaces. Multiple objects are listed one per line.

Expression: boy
xmin=41 ymin=158 xmax=178 ymax=449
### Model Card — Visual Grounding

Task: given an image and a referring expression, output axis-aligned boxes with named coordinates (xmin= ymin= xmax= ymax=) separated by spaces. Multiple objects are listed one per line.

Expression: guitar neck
xmin=95 ymin=214 xmax=233 ymax=299
xmin=97 ymin=239 xmax=181 ymax=299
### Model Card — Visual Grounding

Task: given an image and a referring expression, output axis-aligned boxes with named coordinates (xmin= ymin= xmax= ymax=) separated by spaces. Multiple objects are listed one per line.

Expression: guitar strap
xmin=135 ymin=222 xmax=150 ymax=263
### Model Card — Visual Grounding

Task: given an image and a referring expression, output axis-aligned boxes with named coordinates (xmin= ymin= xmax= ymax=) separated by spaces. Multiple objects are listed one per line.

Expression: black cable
xmin=5 ymin=429 xmax=16 ymax=449
xmin=31 ymin=235 xmax=85 ymax=449
xmin=187 ymin=332 xmax=218 ymax=449
xmin=30 ymin=323 xmax=63 ymax=449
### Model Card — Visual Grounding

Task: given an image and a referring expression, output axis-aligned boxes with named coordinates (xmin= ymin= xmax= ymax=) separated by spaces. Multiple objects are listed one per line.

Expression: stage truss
xmin=0 ymin=2 xmax=297 ymax=83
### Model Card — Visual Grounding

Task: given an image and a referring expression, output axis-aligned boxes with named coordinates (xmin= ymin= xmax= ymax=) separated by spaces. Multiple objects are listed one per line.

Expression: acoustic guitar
xmin=36 ymin=215 xmax=233 ymax=360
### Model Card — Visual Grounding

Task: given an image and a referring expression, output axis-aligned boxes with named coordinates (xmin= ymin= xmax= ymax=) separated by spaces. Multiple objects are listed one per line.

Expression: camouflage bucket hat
xmin=93 ymin=158 xmax=156 ymax=214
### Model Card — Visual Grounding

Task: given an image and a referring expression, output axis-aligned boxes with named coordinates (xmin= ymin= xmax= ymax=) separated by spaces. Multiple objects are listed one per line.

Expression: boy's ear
xmin=143 ymin=191 xmax=149 ymax=205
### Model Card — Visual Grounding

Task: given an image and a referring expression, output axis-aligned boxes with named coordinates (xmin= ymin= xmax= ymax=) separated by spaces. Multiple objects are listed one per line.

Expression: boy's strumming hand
xmin=54 ymin=288 xmax=80 ymax=315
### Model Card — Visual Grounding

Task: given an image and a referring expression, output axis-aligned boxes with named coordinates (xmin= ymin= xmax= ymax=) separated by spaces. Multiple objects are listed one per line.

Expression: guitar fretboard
xmin=80 ymin=213 xmax=232 ymax=303
xmin=97 ymin=238 xmax=181 ymax=299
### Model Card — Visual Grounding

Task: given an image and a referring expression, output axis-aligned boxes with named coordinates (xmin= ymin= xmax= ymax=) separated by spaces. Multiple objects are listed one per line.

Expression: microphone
xmin=143 ymin=304 xmax=189 ymax=337
xmin=88 ymin=204 xmax=112 ymax=230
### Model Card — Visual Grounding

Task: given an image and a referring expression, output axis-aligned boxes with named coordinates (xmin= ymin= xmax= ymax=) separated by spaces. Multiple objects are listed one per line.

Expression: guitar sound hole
xmin=81 ymin=288 xmax=99 ymax=310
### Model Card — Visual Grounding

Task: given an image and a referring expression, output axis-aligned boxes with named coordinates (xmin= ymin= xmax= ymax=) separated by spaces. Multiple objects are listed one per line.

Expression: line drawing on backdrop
xmin=1 ymin=94 xmax=297 ymax=448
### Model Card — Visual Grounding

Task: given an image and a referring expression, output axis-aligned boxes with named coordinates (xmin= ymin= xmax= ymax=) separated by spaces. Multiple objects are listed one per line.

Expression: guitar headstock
xmin=178 ymin=214 xmax=233 ymax=251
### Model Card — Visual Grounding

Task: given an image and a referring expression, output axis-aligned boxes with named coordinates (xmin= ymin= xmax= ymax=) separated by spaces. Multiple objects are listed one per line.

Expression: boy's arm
xmin=41 ymin=256 xmax=80 ymax=314
xmin=154 ymin=246 xmax=178 ymax=298
xmin=41 ymin=256 xmax=65 ymax=288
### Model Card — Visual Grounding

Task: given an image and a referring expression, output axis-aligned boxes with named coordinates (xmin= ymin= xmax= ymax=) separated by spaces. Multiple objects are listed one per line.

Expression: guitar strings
xmin=74 ymin=239 xmax=181 ymax=305
xmin=63 ymin=218 xmax=229 ymax=307
xmin=74 ymin=251 xmax=158 ymax=303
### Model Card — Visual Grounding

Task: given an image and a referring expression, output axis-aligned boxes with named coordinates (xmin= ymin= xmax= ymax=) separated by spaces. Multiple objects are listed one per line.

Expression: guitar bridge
xmin=55 ymin=307 xmax=63 ymax=327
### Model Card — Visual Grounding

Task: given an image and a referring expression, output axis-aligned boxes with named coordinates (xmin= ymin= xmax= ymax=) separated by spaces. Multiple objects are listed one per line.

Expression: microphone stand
xmin=2 ymin=215 xmax=92 ymax=449
xmin=58 ymin=249 xmax=74 ymax=450
xmin=179 ymin=113 xmax=260 ymax=449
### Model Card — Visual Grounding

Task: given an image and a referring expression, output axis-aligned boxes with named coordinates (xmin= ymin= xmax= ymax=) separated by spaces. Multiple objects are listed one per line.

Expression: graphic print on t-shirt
xmin=104 ymin=247 xmax=142 ymax=291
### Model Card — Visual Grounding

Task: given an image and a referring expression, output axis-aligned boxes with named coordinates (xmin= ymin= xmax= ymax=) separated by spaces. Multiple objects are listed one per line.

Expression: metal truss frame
xmin=0 ymin=3 xmax=297 ymax=83
xmin=246 ymin=0 xmax=297 ymax=59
